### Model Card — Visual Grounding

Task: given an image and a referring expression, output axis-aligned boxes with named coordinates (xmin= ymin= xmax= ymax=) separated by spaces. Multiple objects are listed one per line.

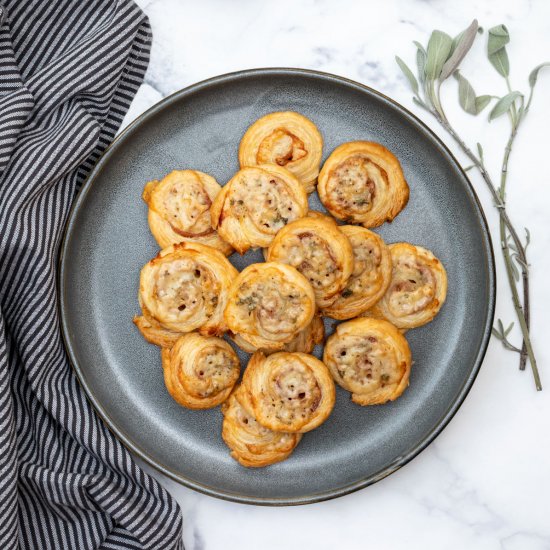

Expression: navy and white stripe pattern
xmin=0 ymin=1 xmax=183 ymax=548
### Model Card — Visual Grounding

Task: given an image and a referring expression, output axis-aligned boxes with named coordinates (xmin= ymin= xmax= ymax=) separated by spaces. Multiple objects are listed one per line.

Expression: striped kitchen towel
xmin=0 ymin=1 xmax=183 ymax=548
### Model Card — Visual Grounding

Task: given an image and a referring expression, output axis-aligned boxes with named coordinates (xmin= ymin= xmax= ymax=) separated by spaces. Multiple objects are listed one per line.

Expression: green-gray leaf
xmin=454 ymin=71 xmax=477 ymax=114
xmin=510 ymin=258 xmax=520 ymax=281
xmin=528 ymin=62 xmax=550 ymax=88
xmin=440 ymin=20 xmax=478 ymax=81
xmin=475 ymin=95 xmax=492 ymax=113
xmin=425 ymin=30 xmax=453 ymax=81
xmin=489 ymin=91 xmax=523 ymax=120
xmin=477 ymin=142 xmax=484 ymax=160
xmin=487 ymin=24 xmax=510 ymax=77
xmin=504 ymin=322 xmax=514 ymax=337
xmin=395 ymin=56 xmax=419 ymax=95
xmin=416 ymin=44 xmax=427 ymax=86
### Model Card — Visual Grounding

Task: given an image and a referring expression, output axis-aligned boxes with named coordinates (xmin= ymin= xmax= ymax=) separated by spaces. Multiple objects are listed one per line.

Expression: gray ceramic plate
xmin=59 ymin=68 xmax=495 ymax=505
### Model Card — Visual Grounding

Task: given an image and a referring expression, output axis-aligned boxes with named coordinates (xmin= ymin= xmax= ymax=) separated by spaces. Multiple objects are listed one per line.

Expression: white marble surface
xmin=127 ymin=1 xmax=550 ymax=548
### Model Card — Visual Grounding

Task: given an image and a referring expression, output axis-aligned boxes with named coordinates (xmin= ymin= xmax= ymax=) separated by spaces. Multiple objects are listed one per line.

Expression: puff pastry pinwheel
xmin=138 ymin=242 xmax=238 ymax=337
xmin=322 ymin=226 xmax=392 ymax=320
xmin=224 ymin=262 xmax=316 ymax=351
xmin=240 ymin=351 xmax=335 ymax=433
xmin=232 ymin=314 xmax=324 ymax=355
xmin=365 ymin=242 xmax=447 ymax=329
xmin=238 ymin=111 xmax=323 ymax=193
xmin=221 ymin=385 xmax=302 ymax=467
xmin=143 ymin=170 xmax=233 ymax=255
xmin=265 ymin=216 xmax=353 ymax=308
xmin=211 ymin=165 xmax=308 ymax=254
xmin=317 ymin=141 xmax=409 ymax=228
xmin=161 ymin=333 xmax=240 ymax=409
xmin=133 ymin=314 xmax=183 ymax=348
xmin=323 ymin=317 xmax=411 ymax=406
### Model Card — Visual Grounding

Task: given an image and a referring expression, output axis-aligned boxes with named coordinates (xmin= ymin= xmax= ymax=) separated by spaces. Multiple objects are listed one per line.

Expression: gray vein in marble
xmin=192 ymin=526 xmax=205 ymax=550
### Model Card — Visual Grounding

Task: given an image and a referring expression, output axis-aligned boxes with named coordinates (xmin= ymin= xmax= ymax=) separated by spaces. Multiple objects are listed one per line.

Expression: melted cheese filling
xmin=152 ymin=174 xmax=212 ymax=235
xmin=387 ymin=255 xmax=436 ymax=317
xmin=280 ymin=232 xmax=339 ymax=292
xmin=256 ymin=128 xmax=307 ymax=167
xmin=332 ymin=335 xmax=402 ymax=393
xmin=236 ymin=279 xmax=308 ymax=335
xmin=229 ymin=171 xmax=301 ymax=234
xmin=233 ymin=400 xmax=295 ymax=451
xmin=326 ymin=155 xmax=388 ymax=217
xmin=341 ymin=237 xmax=382 ymax=297
xmin=264 ymin=358 xmax=321 ymax=426
xmin=153 ymin=259 xmax=218 ymax=321
xmin=181 ymin=346 xmax=238 ymax=398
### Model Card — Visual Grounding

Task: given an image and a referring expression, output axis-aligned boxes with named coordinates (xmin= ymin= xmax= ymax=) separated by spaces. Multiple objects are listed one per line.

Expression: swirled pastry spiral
xmin=210 ymin=165 xmax=308 ymax=254
xmin=221 ymin=386 xmax=302 ymax=467
xmin=161 ymin=333 xmax=240 ymax=409
xmin=317 ymin=141 xmax=409 ymax=227
xmin=322 ymin=226 xmax=392 ymax=319
xmin=365 ymin=242 xmax=447 ymax=329
xmin=323 ymin=318 xmax=411 ymax=405
xmin=138 ymin=242 xmax=238 ymax=337
xmin=133 ymin=314 xmax=182 ymax=348
xmin=231 ymin=314 xmax=324 ymax=355
xmin=240 ymin=352 xmax=336 ymax=433
xmin=143 ymin=170 xmax=233 ymax=255
xmin=238 ymin=111 xmax=323 ymax=193
xmin=265 ymin=216 xmax=353 ymax=308
xmin=224 ymin=262 xmax=316 ymax=351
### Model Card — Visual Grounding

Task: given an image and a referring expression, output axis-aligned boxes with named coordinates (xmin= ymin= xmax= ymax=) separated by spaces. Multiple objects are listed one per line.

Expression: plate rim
xmin=58 ymin=67 xmax=496 ymax=506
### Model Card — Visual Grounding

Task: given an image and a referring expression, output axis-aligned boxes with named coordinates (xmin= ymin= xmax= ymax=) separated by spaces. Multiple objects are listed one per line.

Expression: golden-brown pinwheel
xmin=240 ymin=351 xmax=336 ymax=433
xmin=238 ymin=111 xmax=323 ymax=193
xmin=161 ymin=333 xmax=240 ymax=409
xmin=138 ymin=242 xmax=238 ymax=337
xmin=323 ymin=317 xmax=412 ymax=405
xmin=221 ymin=386 xmax=302 ymax=467
xmin=231 ymin=314 xmax=324 ymax=355
xmin=210 ymin=165 xmax=308 ymax=254
xmin=133 ymin=314 xmax=182 ymax=348
xmin=317 ymin=141 xmax=409 ymax=227
xmin=365 ymin=242 xmax=447 ymax=329
xmin=265 ymin=216 xmax=353 ymax=308
xmin=143 ymin=170 xmax=233 ymax=255
xmin=322 ymin=226 xmax=392 ymax=319
xmin=224 ymin=262 xmax=316 ymax=351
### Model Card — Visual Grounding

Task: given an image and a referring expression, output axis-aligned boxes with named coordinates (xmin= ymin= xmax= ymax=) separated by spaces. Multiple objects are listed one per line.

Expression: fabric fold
xmin=0 ymin=1 xmax=183 ymax=549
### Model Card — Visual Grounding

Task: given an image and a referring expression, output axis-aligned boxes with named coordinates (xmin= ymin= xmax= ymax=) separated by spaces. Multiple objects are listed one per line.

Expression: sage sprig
xmin=396 ymin=20 xmax=548 ymax=390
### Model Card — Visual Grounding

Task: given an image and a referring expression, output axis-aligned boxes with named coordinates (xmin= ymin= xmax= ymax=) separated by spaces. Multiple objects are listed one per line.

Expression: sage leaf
xmin=491 ymin=327 xmax=502 ymax=339
xmin=440 ymin=20 xmax=478 ymax=81
xmin=510 ymin=258 xmax=520 ymax=281
xmin=415 ymin=43 xmax=427 ymax=86
xmin=504 ymin=322 xmax=514 ymax=337
xmin=489 ymin=91 xmax=522 ymax=120
xmin=413 ymin=40 xmax=426 ymax=55
xmin=395 ymin=56 xmax=419 ymax=95
xmin=528 ymin=62 xmax=550 ymax=88
xmin=412 ymin=96 xmax=429 ymax=110
xmin=477 ymin=142 xmax=484 ymax=161
xmin=487 ymin=24 xmax=510 ymax=77
xmin=525 ymin=227 xmax=531 ymax=247
xmin=425 ymin=30 xmax=453 ymax=81
xmin=475 ymin=95 xmax=492 ymax=113
xmin=454 ymin=71 xmax=477 ymax=114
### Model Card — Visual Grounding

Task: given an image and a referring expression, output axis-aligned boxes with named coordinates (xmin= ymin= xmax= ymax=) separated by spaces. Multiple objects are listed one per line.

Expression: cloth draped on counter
xmin=0 ymin=1 xmax=183 ymax=548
